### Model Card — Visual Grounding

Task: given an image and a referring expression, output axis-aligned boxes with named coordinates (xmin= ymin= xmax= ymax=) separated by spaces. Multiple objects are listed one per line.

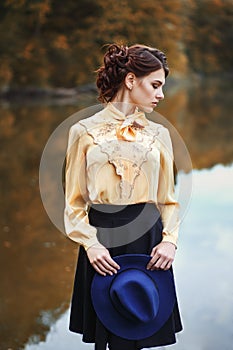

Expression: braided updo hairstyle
xmin=96 ymin=44 xmax=169 ymax=103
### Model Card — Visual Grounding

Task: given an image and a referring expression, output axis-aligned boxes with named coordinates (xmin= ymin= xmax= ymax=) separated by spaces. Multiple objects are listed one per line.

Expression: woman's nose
xmin=156 ymin=87 xmax=164 ymax=100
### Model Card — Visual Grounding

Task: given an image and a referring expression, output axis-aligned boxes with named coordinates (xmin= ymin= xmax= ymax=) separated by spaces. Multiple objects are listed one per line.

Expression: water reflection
xmin=0 ymin=80 xmax=232 ymax=350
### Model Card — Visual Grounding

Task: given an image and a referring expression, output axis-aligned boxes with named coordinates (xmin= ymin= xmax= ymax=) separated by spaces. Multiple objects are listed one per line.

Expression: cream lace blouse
xmin=64 ymin=103 xmax=180 ymax=250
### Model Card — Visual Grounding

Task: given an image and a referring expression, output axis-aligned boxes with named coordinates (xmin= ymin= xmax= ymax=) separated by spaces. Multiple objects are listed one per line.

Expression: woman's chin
xmin=140 ymin=105 xmax=154 ymax=114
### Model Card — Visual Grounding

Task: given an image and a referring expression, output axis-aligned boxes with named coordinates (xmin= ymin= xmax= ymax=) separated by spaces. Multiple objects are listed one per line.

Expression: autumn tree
xmin=184 ymin=0 xmax=233 ymax=76
xmin=0 ymin=0 xmax=232 ymax=89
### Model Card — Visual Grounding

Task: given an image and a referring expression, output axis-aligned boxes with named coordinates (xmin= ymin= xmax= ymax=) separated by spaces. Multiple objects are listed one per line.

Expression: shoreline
xmin=0 ymin=83 xmax=97 ymax=100
xmin=0 ymin=73 xmax=232 ymax=103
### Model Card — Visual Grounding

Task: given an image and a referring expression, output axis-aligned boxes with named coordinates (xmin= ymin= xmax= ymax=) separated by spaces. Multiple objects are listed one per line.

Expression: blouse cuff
xmin=66 ymin=229 xmax=99 ymax=251
xmin=64 ymin=206 xmax=99 ymax=250
xmin=82 ymin=237 xmax=100 ymax=251
xmin=161 ymin=228 xmax=179 ymax=247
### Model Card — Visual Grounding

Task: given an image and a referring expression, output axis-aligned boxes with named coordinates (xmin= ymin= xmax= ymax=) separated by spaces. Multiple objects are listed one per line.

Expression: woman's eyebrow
xmin=152 ymin=79 xmax=165 ymax=86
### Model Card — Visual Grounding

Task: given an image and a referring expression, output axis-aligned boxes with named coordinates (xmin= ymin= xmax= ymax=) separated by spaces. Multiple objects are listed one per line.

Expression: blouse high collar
xmin=106 ymin=102 xmax=148 ymax=126
xmin=105 ymin=102 xmax=149 ymax=141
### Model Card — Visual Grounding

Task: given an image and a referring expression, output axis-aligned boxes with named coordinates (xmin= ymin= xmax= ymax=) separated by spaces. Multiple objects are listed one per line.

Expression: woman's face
xmin=129 ymin=68 xmax=165 ymax=113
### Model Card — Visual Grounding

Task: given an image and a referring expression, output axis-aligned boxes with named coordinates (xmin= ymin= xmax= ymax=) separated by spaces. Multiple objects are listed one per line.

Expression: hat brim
xmin=91 ymin=254 xmax=176 ymax=340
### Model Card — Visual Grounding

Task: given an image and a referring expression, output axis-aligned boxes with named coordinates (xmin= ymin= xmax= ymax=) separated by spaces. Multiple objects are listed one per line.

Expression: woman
xmin=64 ymin=44 xmax=182 ymax=350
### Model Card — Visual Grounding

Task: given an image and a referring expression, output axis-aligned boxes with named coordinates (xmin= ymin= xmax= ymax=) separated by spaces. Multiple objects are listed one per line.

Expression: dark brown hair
xmin=96 ymin=44 xmax=169 ymax=103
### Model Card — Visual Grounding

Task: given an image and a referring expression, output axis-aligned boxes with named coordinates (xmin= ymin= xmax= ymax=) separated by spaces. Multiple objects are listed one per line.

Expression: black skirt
xmin=69 ymin=203 xmax=182 ymax=350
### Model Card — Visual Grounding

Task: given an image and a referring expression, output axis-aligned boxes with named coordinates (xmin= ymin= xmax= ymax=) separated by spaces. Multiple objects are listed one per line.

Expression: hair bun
xmin=96 ymin=44 xmax=129 ymax=103
xmin=105 ymin=44 xmax=129 ymax=68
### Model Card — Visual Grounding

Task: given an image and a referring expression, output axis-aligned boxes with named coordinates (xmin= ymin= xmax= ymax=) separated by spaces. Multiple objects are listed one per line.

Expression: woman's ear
xmin=125 ymin=72 xmax=136 ymax=91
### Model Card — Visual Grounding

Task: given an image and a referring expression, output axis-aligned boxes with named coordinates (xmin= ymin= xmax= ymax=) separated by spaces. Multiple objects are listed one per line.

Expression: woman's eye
xmin=152 ymin=84 xmax=159 ymax=89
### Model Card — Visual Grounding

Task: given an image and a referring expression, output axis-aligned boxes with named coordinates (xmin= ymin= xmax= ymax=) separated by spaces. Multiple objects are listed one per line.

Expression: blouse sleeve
xmin=157 ymin=127 xmax=180 ymax=246
xmin=64 ymin=123 xmax=99 ymax=250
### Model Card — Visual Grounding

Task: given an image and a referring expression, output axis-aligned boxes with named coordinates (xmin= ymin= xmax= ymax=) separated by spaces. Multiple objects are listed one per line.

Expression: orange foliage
xmin=29 ymin=0 xmax=51 ymax=24
xmin=0 ymin=0 xmax=232 ymax=88
xmin=53 ymin=35 xmax=70 ymax=50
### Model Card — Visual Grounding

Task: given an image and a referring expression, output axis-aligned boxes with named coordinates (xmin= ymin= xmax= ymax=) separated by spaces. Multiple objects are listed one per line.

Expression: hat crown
xmin=110 ymin=269 xmax=159 ymax=323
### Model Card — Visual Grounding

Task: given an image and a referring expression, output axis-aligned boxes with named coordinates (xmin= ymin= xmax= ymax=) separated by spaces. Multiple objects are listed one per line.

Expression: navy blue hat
xmin=91 ymin=254 xmax=176 ymax=340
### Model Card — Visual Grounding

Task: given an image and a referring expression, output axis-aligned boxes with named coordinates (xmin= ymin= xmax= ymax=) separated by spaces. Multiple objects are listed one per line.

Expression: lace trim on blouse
xmin=79 ymin=117 xmax=162 ymax=199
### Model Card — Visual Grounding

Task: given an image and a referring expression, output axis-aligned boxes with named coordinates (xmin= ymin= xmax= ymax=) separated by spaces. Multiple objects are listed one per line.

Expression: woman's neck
xmin=111 ymin=89 xmax=136 ymax=116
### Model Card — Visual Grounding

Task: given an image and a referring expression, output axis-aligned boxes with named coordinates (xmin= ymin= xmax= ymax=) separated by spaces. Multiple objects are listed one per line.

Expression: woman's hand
xmin=147 ymin=241 xmax=176 ymax=271
xmin=86 ymin=243 xmax=120 ymax=276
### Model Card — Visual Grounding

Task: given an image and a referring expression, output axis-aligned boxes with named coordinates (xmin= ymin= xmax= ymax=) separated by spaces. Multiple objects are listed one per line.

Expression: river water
xmin=0 ymin=79 xmax=232 ymax=350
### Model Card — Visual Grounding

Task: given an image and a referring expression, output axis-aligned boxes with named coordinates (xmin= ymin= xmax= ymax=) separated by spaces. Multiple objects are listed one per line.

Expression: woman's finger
xmin=93 ymin=254 xmax=120 ymax=275
xmin=150 ymin=257 xmax=163 ymax=270
xmin=95 ymin=259 xmax=116 ymax=275
xmin=105 ymin=255 xmax=120 ymax=271
xmin=164 ymin=260 xmax=172 ymax=270
xmin=92 ymin=262 xmax=107 ymax=276
xmin=147 ymin=252 xmax=160 ymax=270
xmin=157 ymin=258 xmax=170 ymax=270
xmin=154 ymin=256 xmax=173 ymax=270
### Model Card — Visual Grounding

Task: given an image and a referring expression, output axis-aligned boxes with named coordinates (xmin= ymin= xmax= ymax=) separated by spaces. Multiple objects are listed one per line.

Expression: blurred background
xmin=0 ymin=0 xmax=233 ymax=349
